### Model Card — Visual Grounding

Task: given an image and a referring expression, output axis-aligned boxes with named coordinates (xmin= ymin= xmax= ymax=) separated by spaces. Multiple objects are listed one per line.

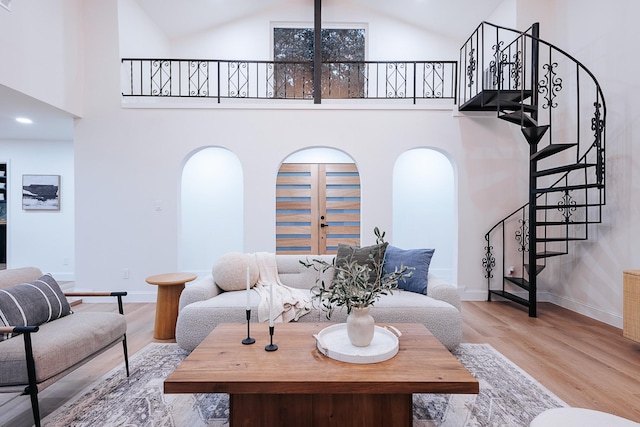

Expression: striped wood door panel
xmin=276 ymin=163 xmax=360 ymax=254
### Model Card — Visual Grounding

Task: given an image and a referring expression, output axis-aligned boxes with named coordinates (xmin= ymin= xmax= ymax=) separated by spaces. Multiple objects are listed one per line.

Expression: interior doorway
xmin=276 ymin=153 xmax=360 ymax=254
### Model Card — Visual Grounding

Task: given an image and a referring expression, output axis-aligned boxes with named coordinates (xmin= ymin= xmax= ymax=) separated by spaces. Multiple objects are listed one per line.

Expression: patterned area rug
xmin=43 ymin=342 xmax=566 ymax=426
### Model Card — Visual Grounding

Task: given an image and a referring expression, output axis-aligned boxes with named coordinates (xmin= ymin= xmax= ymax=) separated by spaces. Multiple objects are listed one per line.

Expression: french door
xmin=276 ymin=163 xmax=360 ymax=254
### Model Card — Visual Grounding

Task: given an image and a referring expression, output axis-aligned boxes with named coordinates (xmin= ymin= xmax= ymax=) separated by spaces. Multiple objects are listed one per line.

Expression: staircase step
xmin=535 ymin=183 xmax=603 ymax=194
xmin=536 ymin=203 xmax=599 ymax=210
xmin=497 ymin=100 xmax=537 ymax=113
xmin=524 ymin=264 xmax=546 ymax=275
xmin=537 ymin=237 xmax=587 ymax=242
xmin=531 ymin=143 xmax=576 ymax=161
xmin=499 ymin=111 xmax=538 ymax=127
xmin=536 ymin=251 xmax=566 ymax=259
xmin=536 ymin=221 xmax=596 ymax=226
xmin=522 ymin=125 xmax=550 ymax=145
xmin=505 ymin=276 xmax=530 ymax=290
xmin=489 ymin=290 xmax=529 ymax=307
xmin=535 ymin=163 xmax=597 ymax=177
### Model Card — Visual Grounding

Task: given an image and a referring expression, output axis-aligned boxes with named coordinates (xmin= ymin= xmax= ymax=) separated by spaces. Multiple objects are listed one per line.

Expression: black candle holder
xmin=242 ymin=309 xmax=255 ymax=345
xmin=265 ymin=325 xmax=278 ymax=351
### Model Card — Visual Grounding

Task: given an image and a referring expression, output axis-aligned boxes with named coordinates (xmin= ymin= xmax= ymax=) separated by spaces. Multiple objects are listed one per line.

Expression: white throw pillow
xmin=212 ymin=252 xmax=259 ymax=291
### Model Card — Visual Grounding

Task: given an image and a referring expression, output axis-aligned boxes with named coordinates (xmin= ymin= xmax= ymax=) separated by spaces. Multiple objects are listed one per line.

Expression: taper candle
xmin=269 ymin=282 xmax=274 ymax=327
xmin=246 ymin=266 xmax=250 ymax=310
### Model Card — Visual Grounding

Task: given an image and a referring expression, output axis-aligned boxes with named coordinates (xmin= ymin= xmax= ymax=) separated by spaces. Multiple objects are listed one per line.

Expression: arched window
xmin=392 ymin=148 xmax=456 ymax=283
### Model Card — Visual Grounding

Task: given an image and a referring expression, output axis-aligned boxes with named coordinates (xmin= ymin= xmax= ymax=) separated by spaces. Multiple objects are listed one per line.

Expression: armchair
xmin=0 ymin=267 xmax=129 ymax=427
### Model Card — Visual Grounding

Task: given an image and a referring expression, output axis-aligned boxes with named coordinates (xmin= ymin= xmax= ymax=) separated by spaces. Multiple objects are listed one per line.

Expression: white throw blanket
xmin=253 ymin=252 xmax=312 ymax=323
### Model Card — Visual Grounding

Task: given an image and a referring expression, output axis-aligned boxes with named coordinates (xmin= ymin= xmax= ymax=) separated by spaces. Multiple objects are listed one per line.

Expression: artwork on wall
xmin=22 ymin=175 xmax=60 ymax=210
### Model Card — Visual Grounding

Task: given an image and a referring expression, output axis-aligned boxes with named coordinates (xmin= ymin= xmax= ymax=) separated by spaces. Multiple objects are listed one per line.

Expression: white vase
xmin=346 ymin=306 xmax=375 ymax=347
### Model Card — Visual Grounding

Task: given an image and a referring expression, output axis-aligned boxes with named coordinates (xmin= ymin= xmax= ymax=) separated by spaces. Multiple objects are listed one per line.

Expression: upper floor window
xmin=273 ymin=28 xmax=365 ymax=99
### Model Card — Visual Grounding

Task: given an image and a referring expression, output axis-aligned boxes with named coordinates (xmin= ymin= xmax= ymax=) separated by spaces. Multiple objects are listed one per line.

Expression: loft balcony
xmin=121 ymin=58 xmax=457 ymax=106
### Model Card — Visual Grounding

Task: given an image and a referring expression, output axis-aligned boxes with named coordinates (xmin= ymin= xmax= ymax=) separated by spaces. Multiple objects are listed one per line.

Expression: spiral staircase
xmin=458 ymin=22 xmax=606 ymax=317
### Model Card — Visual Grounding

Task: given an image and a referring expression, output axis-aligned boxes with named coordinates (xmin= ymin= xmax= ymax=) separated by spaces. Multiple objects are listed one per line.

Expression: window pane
xmin=273 ymin=28 xmax=365 ymax=99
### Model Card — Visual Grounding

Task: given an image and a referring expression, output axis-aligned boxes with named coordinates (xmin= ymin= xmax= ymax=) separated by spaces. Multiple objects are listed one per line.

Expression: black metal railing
xmin=464 ymin=23 xmax=606 ymax=309
xmin=121 ymin=58 xmax=457 ymax=103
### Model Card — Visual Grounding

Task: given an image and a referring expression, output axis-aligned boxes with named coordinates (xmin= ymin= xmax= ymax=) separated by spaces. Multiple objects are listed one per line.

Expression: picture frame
xmin=22 ymin=175 xmax=60 ymax=210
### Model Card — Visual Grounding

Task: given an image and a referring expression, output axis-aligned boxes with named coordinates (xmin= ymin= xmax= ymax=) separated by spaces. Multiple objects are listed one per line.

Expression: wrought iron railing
xmin=121 ymin=58 xmax=457 ymax=103
xmin=464 ymin=23 xmax=606 ymax=303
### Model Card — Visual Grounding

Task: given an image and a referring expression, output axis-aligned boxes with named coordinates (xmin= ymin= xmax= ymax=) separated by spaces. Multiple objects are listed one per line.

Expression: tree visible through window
xmin=273 ymin=28 xmax=365 ymax=99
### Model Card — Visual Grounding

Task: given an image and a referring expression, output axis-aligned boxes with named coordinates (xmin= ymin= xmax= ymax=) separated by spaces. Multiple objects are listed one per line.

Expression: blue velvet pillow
xmin=383 ymin=246 xmax=435 ymax=294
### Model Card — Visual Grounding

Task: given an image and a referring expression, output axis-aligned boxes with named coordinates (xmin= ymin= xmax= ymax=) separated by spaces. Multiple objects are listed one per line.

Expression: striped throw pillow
xmin=0 ymin=274 xmax=72 ymax=341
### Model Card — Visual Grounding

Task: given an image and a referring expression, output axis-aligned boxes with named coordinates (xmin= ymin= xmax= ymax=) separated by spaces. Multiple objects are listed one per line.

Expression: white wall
xmin=0 ymin=140 xmax=75 ymax=279
xmin=0 ymin=0 xmax=83 ymax=116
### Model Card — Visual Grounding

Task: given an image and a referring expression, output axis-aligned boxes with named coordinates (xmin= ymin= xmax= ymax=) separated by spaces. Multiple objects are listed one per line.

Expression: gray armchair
xmin=0 ymin=267 xmax=129 ymax=427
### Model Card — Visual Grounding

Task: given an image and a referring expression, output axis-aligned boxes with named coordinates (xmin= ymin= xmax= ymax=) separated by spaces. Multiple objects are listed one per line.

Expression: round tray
xmin=313 ymin=323 xmax=400 ymax=364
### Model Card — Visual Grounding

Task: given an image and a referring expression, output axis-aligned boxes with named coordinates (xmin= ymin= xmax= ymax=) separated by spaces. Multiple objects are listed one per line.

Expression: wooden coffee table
xmin=165 ymin=322 xmax=478 ymax=426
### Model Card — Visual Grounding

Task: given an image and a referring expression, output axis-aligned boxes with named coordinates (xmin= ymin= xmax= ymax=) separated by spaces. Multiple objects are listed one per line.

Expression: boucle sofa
xmin=176 ymin=253 xmax=462 ymax=351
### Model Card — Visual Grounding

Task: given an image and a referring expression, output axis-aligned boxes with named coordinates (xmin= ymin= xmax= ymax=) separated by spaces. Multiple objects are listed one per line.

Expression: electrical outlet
xmin=63 ymin=257 xmax=69 ymax=265
xmin=123 ymin=269 xmax=130 ymax=279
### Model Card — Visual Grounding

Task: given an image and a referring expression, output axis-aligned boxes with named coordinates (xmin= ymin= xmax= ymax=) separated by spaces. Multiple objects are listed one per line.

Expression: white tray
xmin=313 ymin=323 xmax=401 ymax=364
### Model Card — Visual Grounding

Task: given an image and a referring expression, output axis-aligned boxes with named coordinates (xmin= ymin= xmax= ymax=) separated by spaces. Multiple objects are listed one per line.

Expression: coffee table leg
xmin=230 ymin=393 xmax=411 ymax=426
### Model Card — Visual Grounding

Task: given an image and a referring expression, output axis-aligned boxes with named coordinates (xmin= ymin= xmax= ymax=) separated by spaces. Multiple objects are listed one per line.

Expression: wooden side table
xmin=146 ymin=272 xmax=197 ymax=340
xmin=623 ymin=270 xmax=640 ymax=343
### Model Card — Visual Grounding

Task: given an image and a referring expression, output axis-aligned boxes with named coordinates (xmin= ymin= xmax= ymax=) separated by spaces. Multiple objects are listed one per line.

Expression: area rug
xmin=43 ymin=342 xmax=566 ymax=426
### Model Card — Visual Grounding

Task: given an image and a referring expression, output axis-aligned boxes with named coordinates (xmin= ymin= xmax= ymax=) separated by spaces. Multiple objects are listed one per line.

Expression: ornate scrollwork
xmin=515 ymin=218 xmax=529 ymax=252
xmin=188 ymin=61 xmax=209 ymax=97
xmin=424 ymin=62 xmax=443 ymax=98
xmin=467 ymin=48 xmax=476 ymax=87
xmin=558 ymin=190 xmax=577 ymax=223
xmin=591 ymin=101 xmax=606 ymax=183
xmin=539 ymin=62 xmax=563 ymax=109
xmin=386 ymin=63 xmax=406 ymax=98
xmin=489 ymin=42 xmax=506 ymax=88
xmin=482 ymin=239 xmax=496 ymax=279
xmin=228 ymin=61 xmax=249 ymax=98
xmin=510 ymin=51 xmax=522 ymax=89
xmin=151 ymin=60 xmax=171 ymax=96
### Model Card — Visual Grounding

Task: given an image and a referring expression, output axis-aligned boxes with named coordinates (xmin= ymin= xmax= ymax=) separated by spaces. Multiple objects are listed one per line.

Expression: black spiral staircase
xmin=458 ymin=22 xmax=606 ymax=317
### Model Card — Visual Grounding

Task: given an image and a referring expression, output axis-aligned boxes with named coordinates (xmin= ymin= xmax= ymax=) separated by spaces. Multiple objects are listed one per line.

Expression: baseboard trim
xmin=460 ymin=288 xmax=622 ymax=328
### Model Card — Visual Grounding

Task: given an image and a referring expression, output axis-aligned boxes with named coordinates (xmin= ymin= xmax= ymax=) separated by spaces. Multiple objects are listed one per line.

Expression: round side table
xmin=146 ymin=272 xmax=197 ymax=340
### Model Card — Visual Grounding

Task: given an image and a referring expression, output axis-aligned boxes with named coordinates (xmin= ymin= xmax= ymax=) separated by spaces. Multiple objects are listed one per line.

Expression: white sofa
xmin=176 ymin=254 xmax=462 ymax=351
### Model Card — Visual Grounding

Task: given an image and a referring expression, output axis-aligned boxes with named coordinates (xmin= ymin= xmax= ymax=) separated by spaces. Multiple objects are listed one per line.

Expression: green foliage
xmin=300 ymin=227 xmax=413 ymax=319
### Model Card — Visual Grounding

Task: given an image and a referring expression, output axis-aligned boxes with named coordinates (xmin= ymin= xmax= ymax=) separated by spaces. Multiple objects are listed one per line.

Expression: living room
xmin=0 ymin=0 xmax=639 ymax=425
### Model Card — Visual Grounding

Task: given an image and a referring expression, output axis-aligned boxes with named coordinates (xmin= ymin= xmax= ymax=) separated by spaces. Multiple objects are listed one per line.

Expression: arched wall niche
xmin=180 ymin=146 xmax=244 ymax=275
xmin=392 ymin=147 xmax=457 ymax=284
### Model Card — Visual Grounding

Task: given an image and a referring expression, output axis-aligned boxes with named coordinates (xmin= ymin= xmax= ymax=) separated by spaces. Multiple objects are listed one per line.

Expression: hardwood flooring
xmin=1 ymin=301 xmax=639 ymax=426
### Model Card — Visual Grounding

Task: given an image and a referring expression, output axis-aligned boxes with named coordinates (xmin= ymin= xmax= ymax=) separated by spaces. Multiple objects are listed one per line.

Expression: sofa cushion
xmin=383 ymin=246 xmax=435 ymax=294
xmin=0 ymin=267 xmax=43 ymax=290
xmin=334 ymin=242 xmax=388 ymax=284
xmin=0 ymin=312 xmax=126 ymax=386
xmin=0 ymin=274 xmax=72 ymax=341
xmin=212 ymin=252 xmax=259 ymax=291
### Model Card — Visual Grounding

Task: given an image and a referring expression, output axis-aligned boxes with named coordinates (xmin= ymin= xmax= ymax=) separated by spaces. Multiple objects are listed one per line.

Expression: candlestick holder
xmin=265 ymin=325 xmax=278 ymax=351
xmin=242 ymin=309 xmax=255 ymax=345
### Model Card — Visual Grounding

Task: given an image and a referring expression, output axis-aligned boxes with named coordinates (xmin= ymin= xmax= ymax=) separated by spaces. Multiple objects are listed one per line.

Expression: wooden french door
xmin=276 ymin=163 xmax=360 ymax=254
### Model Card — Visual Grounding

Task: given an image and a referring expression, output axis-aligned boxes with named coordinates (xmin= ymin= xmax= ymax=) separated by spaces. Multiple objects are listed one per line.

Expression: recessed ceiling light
xmin=16 ymin=117 xmax=33 ymax=124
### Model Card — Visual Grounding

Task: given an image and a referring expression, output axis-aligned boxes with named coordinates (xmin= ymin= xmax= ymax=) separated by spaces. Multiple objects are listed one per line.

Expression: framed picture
xmin=22 ymin=175 xmax=60 ymax=210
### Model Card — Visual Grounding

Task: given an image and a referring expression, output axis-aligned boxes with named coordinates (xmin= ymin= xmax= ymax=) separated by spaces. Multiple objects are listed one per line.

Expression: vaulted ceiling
xmin=134 ymin=0 xmax=503 ymax=42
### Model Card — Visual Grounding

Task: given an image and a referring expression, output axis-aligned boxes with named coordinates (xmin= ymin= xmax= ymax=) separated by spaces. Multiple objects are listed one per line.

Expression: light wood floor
xmin=2 ymin=301 xmax=639 ymax=426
